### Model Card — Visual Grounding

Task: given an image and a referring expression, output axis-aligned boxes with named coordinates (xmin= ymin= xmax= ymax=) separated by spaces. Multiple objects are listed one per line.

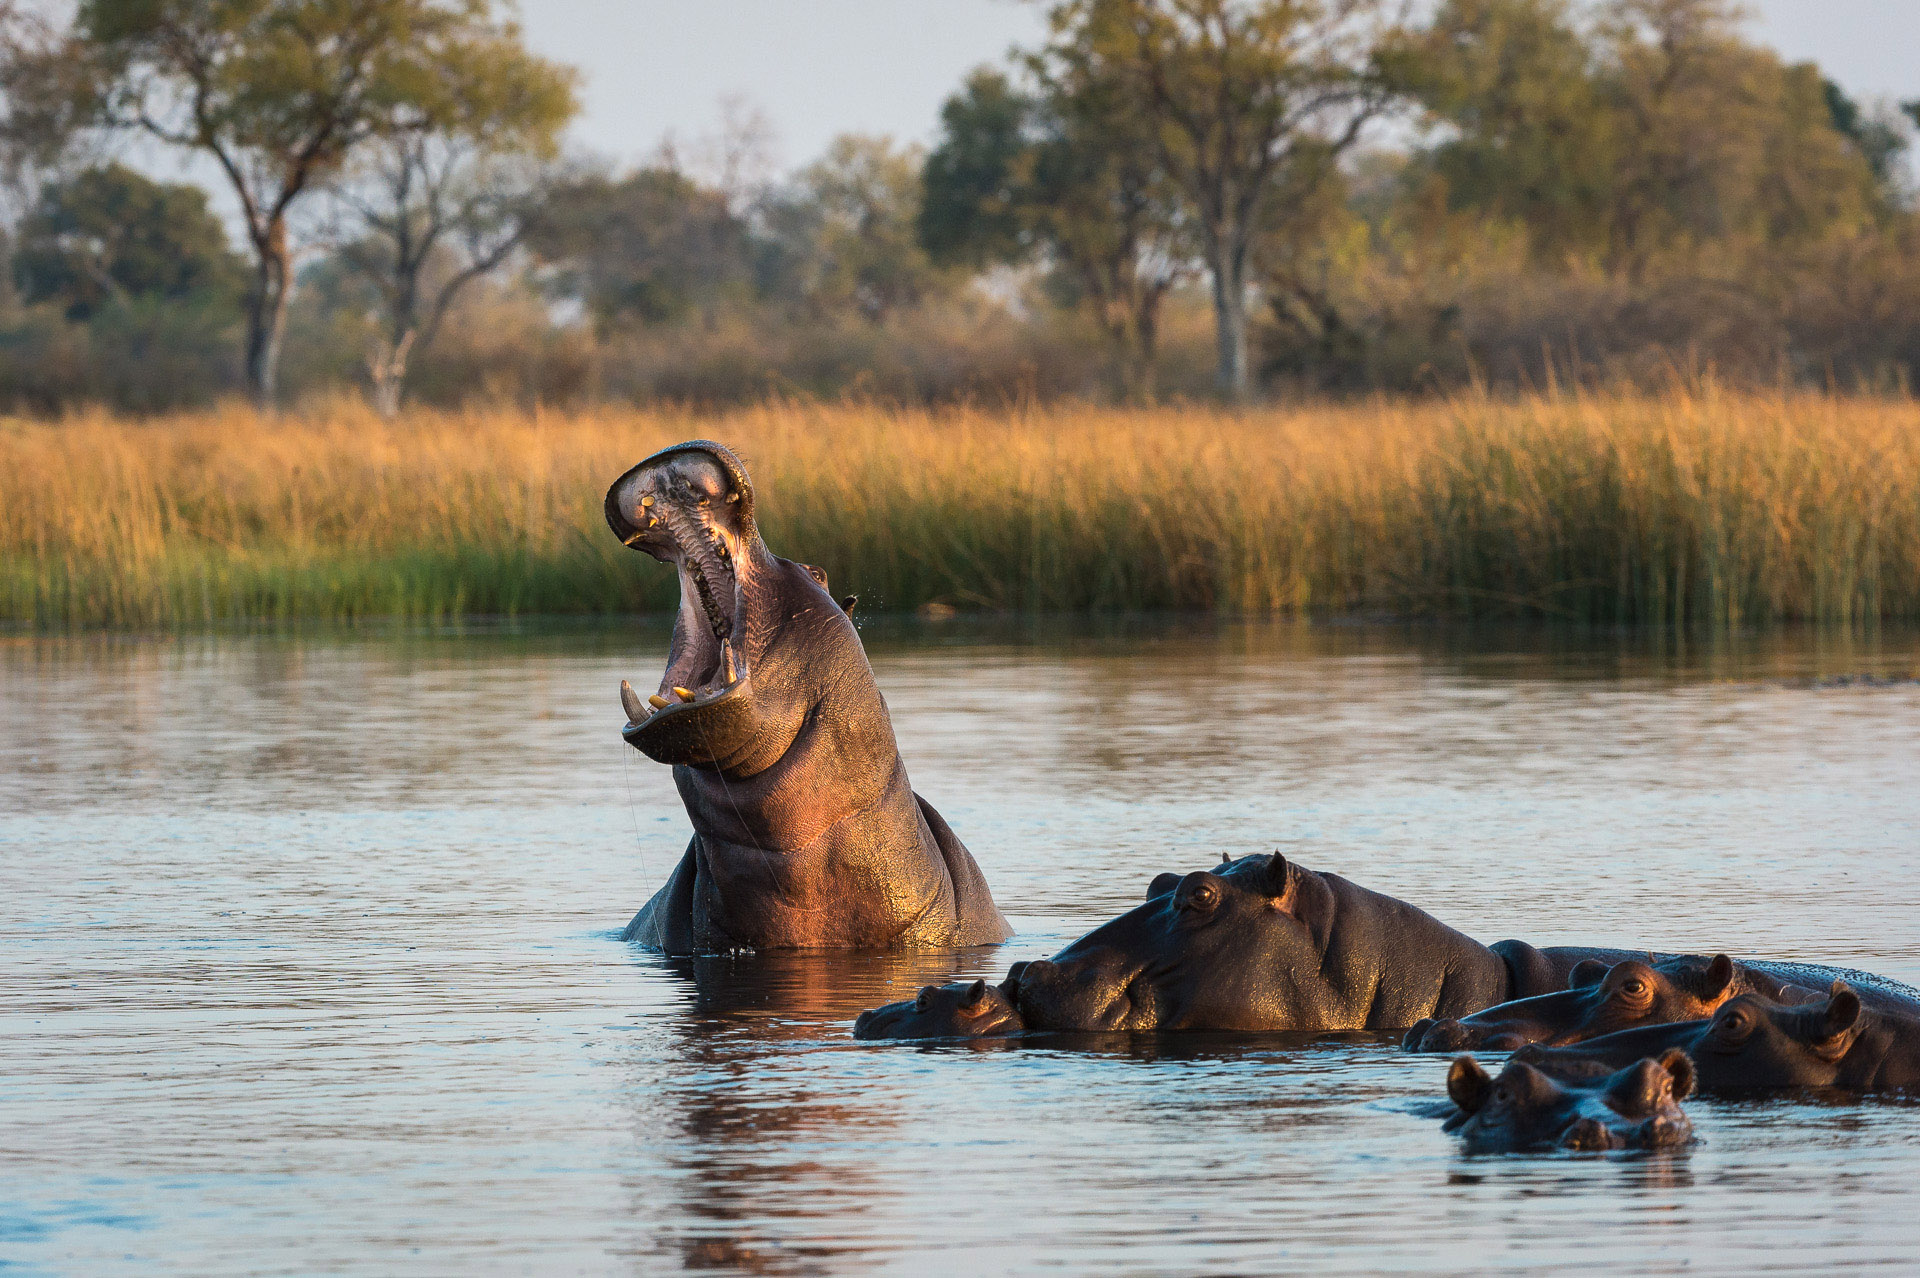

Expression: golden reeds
xmin=4 ymin=389 xmax=1919 ymax=628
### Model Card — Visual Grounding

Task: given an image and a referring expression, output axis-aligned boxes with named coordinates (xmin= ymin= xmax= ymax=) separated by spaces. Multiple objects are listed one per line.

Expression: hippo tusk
xmin=620 ymin=680 xmax=648 ymax=723
xmin=722 ymin=638 xmax=737 ymax=684
xmin=673 ymin=686 xmax=696 ymax=702
xmin=648 ymin=693 xmax=670 ymax=710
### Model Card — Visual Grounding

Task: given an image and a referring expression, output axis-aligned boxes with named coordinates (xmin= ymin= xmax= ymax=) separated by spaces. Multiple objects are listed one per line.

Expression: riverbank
xmin=5 ymin=390 xmax=1918 ymax=628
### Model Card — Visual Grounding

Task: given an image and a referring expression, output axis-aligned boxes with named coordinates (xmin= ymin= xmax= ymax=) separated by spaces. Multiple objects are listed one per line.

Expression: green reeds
xmin=4 ymin=389 xmax=1919 ymax=629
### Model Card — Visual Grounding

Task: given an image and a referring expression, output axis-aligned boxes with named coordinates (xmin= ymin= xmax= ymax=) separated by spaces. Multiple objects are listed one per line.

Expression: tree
xmin=526 ymin=167 xmax=749 ymax=332
xmin=1392 ymin=0 xmax=1613 ymax=261
xmin=922 ymin=68 xmax=1192 ymax=400
xmin=13 ymin=162 xmax=244 ymax=319
xmin=1044 ymin=0 xmax=1398 ymax=400
xmin=324 ymin=65 xmax=574 ymax=416
xmin=1406 ymin=0 xmax=1879 ymax=279
xmin=794 ymin=134 xmax=942 ymax=323
xmin=1823 ymin=80 xmax=1907 ymax=193
xmin=72 ymin=0 xmax=576 ymax=406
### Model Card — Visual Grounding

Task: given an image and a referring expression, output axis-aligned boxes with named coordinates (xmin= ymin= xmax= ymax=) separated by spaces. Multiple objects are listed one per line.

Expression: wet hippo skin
xmin=1402 ymin=953 xmax=1800 ymax=1053
xmin=1515 ymin=982 xmax=1920 ymax=1094
xmin=607 ymin=441 xmax=1011 ymax=954
xmin=1443 ymin=1049 xmax=1696 ymax=1154
xmin=854 ymin=852 xmax=1920 ymax=1038
xmin=852 ymin=979 xmax=1026 ymax=1041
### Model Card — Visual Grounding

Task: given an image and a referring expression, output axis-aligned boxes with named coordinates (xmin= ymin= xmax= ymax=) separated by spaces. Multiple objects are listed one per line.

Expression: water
xmin=4 ymin=620 xmax=1920 ymax=1275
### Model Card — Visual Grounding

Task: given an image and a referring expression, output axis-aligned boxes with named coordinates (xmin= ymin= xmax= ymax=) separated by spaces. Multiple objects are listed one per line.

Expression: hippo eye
xmin=1492 ymin=1085 xmax=1511 ymax=1105
xmin=1620 ymin=979 xmax=1649 ymax=998
xmin=1181 ymin=884 xmax=1220 ymax=912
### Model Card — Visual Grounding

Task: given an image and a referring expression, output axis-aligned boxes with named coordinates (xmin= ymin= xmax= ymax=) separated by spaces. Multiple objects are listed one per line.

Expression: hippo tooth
xmin=620 ymin=680 xmax=647 ymax=723
xmin=673 ymin=686 xmax=697 ymax=702
xmin=648 ymin=693 xmax=671 ymax=710
xmin=722 ymin=639 xmax=737 ymax=683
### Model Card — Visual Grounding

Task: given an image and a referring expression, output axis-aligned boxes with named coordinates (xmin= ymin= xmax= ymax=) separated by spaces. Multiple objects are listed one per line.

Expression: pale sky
xmin=513 ymin=0 xmax=1920 ymax=174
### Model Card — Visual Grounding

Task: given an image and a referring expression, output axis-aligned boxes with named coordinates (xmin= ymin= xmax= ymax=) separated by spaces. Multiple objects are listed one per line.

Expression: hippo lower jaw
xmin=608 ymin=442 xmax=763 ymax=765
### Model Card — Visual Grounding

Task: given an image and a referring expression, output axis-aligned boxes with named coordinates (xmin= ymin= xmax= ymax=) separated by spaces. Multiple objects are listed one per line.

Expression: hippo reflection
xmin=1516 ymin=982 xmax=1920 ymax=1094
xmin=1444 ymin=1050 xmax=1696 ymax=1154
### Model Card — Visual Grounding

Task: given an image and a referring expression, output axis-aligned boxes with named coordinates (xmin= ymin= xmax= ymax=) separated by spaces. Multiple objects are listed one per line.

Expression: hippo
xmin=858 ymin=851 xmax=1920 ymax=1038
xmin=1403 ymin=953 xmax=1807 ymax=1053
xmin=1443 ymin=1050 xmax=1696 ymax=1154
xmin=606 ymin=440 xmax=1011 ymax=953
xmin=1515 ymin=982 xmax=1920 ymax=1094
xmin=852 ymin=979 xmax=1026 ymax=1041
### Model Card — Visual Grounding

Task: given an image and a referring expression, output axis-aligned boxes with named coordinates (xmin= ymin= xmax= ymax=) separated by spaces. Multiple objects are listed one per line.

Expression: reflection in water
xmin=4 ymin=621 xmax=1920 ymax=1273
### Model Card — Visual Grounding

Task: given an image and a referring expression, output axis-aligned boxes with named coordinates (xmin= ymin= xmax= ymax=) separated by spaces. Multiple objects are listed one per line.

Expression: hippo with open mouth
xmin=1442 ymin=1050 xmax=1696 ymax=1154
xmin=1402 ymin=953 xmax=1807 ymax=1053
xmin=1514 ymin=982 xmax=1920 ymax=1093
xmin=606 ymin=440 xmax=1011 ymax=953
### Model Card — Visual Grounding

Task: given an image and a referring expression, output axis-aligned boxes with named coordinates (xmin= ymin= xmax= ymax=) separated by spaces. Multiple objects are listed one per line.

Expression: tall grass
xmin=5 ymin=389 xmax=1920 ymax=629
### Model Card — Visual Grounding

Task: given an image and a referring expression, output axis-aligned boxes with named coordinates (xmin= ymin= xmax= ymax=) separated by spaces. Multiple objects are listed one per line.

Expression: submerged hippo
xmin=1403 ymin=953 xmax=1805 ymax=1053
xmin=1443 ymin=1050 xmax=1696 ymax=1154
xmin=855 ymin=851 xmax=1917 ymax=1038
xmin=1516 ymin=982 xmax=1920 ymax=1093
xmin=606 ymin=440 xmax=1010 ymax=953
xmin=852 ymin=979 xmax=1026 ymax=1041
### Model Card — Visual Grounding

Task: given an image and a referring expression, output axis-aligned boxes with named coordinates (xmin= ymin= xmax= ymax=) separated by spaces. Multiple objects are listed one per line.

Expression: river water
xmin=4 ymin=620 xmax=1920 ymax=1275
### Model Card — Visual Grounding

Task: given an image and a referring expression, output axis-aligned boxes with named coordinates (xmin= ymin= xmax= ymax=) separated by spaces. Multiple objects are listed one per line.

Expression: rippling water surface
xmin=5 ymin=620 xmax=1920 ymax=1274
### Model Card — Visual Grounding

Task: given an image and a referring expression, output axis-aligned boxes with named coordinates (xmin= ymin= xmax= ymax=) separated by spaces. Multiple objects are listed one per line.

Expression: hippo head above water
xmin=1444 ymin=1050 xmax=1696 ymax=1154
xmin=608 ymin=440 xmax=808 ymax=772
xmin=1516 ymin=981 xmax=1913 ymax=1093
xmin=606 ymin=441 xmax=1009 ymax=953
xmin=1405 ymin=953 xmax=1749 ymax=1053
xmin=852 ymin=979 xmax=1026 ymax=1041
xmin=1004 ymin=851 xmax=1515 ymax=1033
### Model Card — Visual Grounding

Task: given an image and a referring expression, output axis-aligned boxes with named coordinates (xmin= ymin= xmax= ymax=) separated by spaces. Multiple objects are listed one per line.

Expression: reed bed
xmin=4 ymin=389 xmax=1919 ymax=629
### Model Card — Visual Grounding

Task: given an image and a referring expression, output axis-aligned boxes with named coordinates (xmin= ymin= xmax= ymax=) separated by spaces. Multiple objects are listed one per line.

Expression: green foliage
xmin=13 ymin=163 xmax=245 ymax=320
xmin=527 ymin=168 xmax=747 ymax=329
xmin=1823 ymin=79 xmax=1909 ymax=190
xmin=793 ymin=135 xmax=944 ymax=323
xmin=1407 ymin=0 xmax=1880 ymax=273
xmin=919 ymin=69 xmax=1035 ymax=269
xmin=69 ymin=0 xmax=577 ymax=402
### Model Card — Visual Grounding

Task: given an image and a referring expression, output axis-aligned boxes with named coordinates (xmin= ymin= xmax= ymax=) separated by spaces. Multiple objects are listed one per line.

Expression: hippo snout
xmin=1406 ymin=1018 xmax=1476 ymax=1052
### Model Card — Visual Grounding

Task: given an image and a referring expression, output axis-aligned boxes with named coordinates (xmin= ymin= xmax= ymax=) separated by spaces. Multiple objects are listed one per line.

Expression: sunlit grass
xmin=5 ymin=388 xmax=1919 ymax=628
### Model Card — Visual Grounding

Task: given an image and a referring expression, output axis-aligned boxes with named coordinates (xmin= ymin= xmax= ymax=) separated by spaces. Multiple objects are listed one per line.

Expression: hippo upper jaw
xmin=609 ymin=442 xmax=778 ymax=768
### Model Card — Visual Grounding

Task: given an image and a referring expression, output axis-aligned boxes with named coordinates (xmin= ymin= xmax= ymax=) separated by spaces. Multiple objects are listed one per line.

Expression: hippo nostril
xmin=1561 ymin=1117 xmax=1613 ymax=1151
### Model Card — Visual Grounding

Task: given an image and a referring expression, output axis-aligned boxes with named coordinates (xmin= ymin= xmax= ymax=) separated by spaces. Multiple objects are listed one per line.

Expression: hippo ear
xmin=1658 ymin=1048 xmax=1696 ymax=1101
xmin=1568 ymin=959 xmax=1609 ymax=989
xmin=1447 ymin=1055 xmax=1492 ymax=1114
xmin=1148 ymin=872 xmax=1181 ymax=900
xmin=1824 ymin=982 xmax=1863 ymax=1038
xmin=1705 ymin=954 xmax=1737 ymax=998
xmin=1263 ymin=851 xmax=1290 ymax=897
xmin=961 ymin=979 xmax=989 ymax=1010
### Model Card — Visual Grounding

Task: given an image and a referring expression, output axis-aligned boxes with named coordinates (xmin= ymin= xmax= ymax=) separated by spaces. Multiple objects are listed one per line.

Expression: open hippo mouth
xmin=606 ymin=440 xmax=760 ymax=764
